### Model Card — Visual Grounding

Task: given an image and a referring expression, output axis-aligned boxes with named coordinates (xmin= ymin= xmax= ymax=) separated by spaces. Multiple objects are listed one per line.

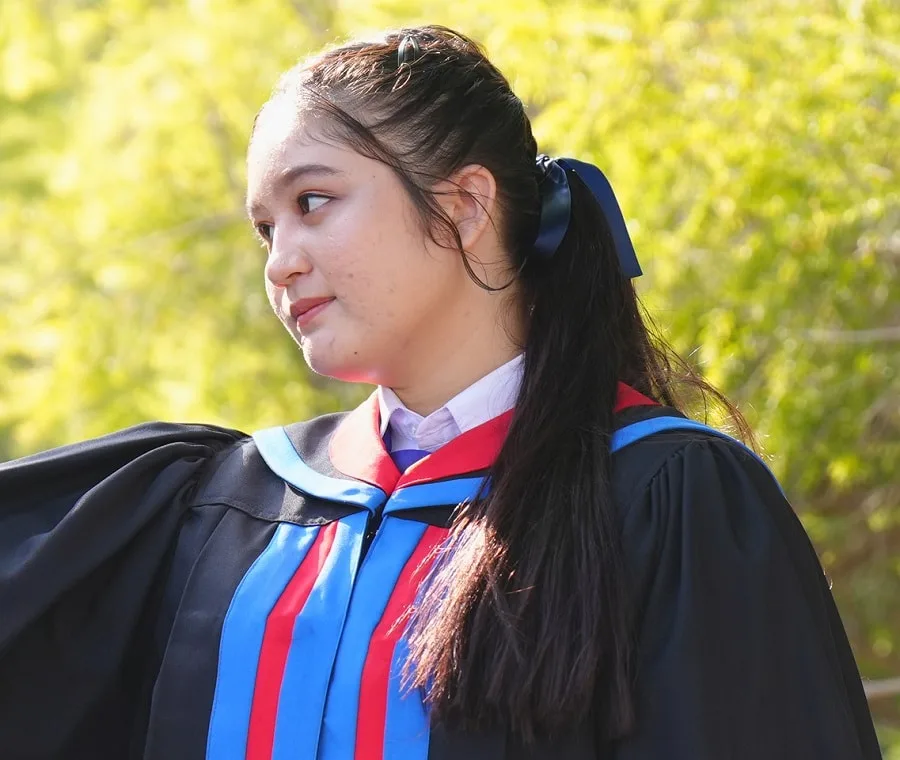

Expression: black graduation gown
xmin=0 ymin=394 xmax=882 ymax=760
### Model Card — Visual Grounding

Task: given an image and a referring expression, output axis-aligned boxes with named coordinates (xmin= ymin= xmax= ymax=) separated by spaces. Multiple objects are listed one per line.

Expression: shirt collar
xmin=377 ymin=354 xmax=525 ymax=452
xmin=324 ymin=379 xmax=658 ymax=494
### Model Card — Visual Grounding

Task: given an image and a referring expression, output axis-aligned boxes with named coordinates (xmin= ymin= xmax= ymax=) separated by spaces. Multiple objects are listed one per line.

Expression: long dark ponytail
xmin=258 ymin=25 xmax=752 ymax=743
xmin=410 ymin=173 xmax=644 ymax=741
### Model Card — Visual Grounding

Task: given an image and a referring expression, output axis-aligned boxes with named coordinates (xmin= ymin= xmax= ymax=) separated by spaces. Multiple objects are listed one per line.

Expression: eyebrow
xmin=246 ymin=163 xmax=344 ymax=217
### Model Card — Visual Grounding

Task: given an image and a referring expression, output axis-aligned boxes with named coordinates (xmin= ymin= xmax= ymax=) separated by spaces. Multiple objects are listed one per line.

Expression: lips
xmin=289 ymin=297 xmax=335 ymax=320
xmin=288 ymin=297 xmax=335 ymax=329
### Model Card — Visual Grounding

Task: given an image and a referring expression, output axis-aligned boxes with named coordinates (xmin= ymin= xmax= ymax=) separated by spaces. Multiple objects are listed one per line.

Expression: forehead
xmin=247 ymin=98 xmax=310 ymax=166
xmin=246 ymin=99 xmax=359 ymax=196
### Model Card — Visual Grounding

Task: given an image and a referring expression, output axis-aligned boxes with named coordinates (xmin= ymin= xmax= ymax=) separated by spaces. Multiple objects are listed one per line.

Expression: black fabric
xmin=427 ymin=723 xmax=506 ymax=759
xmin=605 ymin=429 xmax=881 ymax=759
xmin=191 ymin=434 xmax=359 ymax=525
xmin=0 ymin=422 xmax=244 ymax=759
xmin=0 ymin=412 xmax=881 ymax=759
xmin=143 ymin=508 xmax=278 ymax=760
xmin=423 ymin=415 xmax=880 ymax=759
xmin=283 ymin=411 xmax=351 ymax=480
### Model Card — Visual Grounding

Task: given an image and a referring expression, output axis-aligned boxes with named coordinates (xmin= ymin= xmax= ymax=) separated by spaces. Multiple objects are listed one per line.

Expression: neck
xmin=391 ymin=346 xmax=522 ymax=418
xmin=387 ymin=296 xmax=525 ymax=418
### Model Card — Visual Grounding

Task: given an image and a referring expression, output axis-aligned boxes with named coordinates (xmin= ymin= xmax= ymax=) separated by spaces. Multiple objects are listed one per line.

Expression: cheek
xmin=321 ymin=237 xmax=391 ymax=304
xmin=318 ymin=196 xmax=443 ymax=331
xmin=335 ymin=191 xmax=424 ymax=282
xmin=263 ymin=279 xmax=281 ymax=315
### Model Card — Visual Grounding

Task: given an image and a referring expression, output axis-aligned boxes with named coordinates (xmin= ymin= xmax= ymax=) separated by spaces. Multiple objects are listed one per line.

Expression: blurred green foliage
xmin=1 ymin=0 xmax=897 ymax=747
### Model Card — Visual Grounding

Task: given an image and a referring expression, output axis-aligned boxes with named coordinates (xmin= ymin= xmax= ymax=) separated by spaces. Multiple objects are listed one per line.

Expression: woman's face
xmin=246 ymin=102 xmax=475 ymax=387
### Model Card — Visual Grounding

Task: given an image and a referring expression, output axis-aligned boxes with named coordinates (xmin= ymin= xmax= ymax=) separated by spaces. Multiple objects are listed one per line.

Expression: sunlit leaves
xmin=1 ymin=0 xmax=898 ymax=741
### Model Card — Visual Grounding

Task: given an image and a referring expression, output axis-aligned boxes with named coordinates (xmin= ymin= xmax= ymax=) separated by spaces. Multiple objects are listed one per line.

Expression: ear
xmin=434 ymin=164 xmax=498 ymax=251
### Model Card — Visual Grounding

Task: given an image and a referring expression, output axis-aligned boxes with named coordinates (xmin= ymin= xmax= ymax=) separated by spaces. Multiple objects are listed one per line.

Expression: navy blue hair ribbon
xmin=533 ymin=155 xmax=643 ymax=279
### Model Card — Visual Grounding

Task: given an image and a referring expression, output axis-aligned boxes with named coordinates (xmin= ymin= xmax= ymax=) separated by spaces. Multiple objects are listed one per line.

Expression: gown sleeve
xmin=614 ymin=435 xmax=882 ymax=759
xmin=0 ymin=421 xmax=244 ymax=760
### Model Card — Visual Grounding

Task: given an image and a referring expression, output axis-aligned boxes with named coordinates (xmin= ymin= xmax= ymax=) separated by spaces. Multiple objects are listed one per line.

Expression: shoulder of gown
xmin=0 ymin=420 xmax=247 ymax=759
xmin=608 ymin=425 xmax=882 ymax=759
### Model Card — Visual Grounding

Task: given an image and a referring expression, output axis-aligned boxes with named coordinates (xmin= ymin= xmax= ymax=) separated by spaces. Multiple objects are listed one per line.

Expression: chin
xmin=300 ymin=341 xmax=370 ymax=384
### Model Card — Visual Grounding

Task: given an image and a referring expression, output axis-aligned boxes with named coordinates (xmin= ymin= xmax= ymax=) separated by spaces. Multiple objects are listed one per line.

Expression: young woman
xmin=0 ymin=25 xmax=881 ymax=760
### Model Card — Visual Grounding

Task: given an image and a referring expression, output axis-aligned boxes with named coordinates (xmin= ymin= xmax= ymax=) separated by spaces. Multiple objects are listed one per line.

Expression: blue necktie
xmin=383 ymin=428 xmax=430 ymax=472
xmin=391 ymin=447 xmax=429 ymax=471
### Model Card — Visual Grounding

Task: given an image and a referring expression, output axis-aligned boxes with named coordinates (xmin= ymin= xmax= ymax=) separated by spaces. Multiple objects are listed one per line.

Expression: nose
xmin=264 ymin=225 xmax=312 ymax=288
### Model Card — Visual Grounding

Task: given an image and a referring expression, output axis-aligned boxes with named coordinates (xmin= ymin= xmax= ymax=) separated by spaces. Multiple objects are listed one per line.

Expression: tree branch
xmin=801 ymin=326 xmax=900 ymax=343
xmin=866 ymin=677 xmax=900 ymax=700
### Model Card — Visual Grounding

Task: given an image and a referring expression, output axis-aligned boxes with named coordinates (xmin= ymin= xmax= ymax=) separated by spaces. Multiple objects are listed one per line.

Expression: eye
xmin=298 ymin=193 xmax=331 ymax=215
xmin=255 ymin=222 xmax=274 ymax=242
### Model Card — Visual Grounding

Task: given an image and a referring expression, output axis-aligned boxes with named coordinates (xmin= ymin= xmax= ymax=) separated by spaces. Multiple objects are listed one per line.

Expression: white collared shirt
xmin=377 ymin=354 xmax=524 ymax=453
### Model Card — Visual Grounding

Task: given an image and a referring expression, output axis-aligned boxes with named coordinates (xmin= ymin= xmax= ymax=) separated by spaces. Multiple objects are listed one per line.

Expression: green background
xmin=1 ymin=0 xmax=897 ymax=751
